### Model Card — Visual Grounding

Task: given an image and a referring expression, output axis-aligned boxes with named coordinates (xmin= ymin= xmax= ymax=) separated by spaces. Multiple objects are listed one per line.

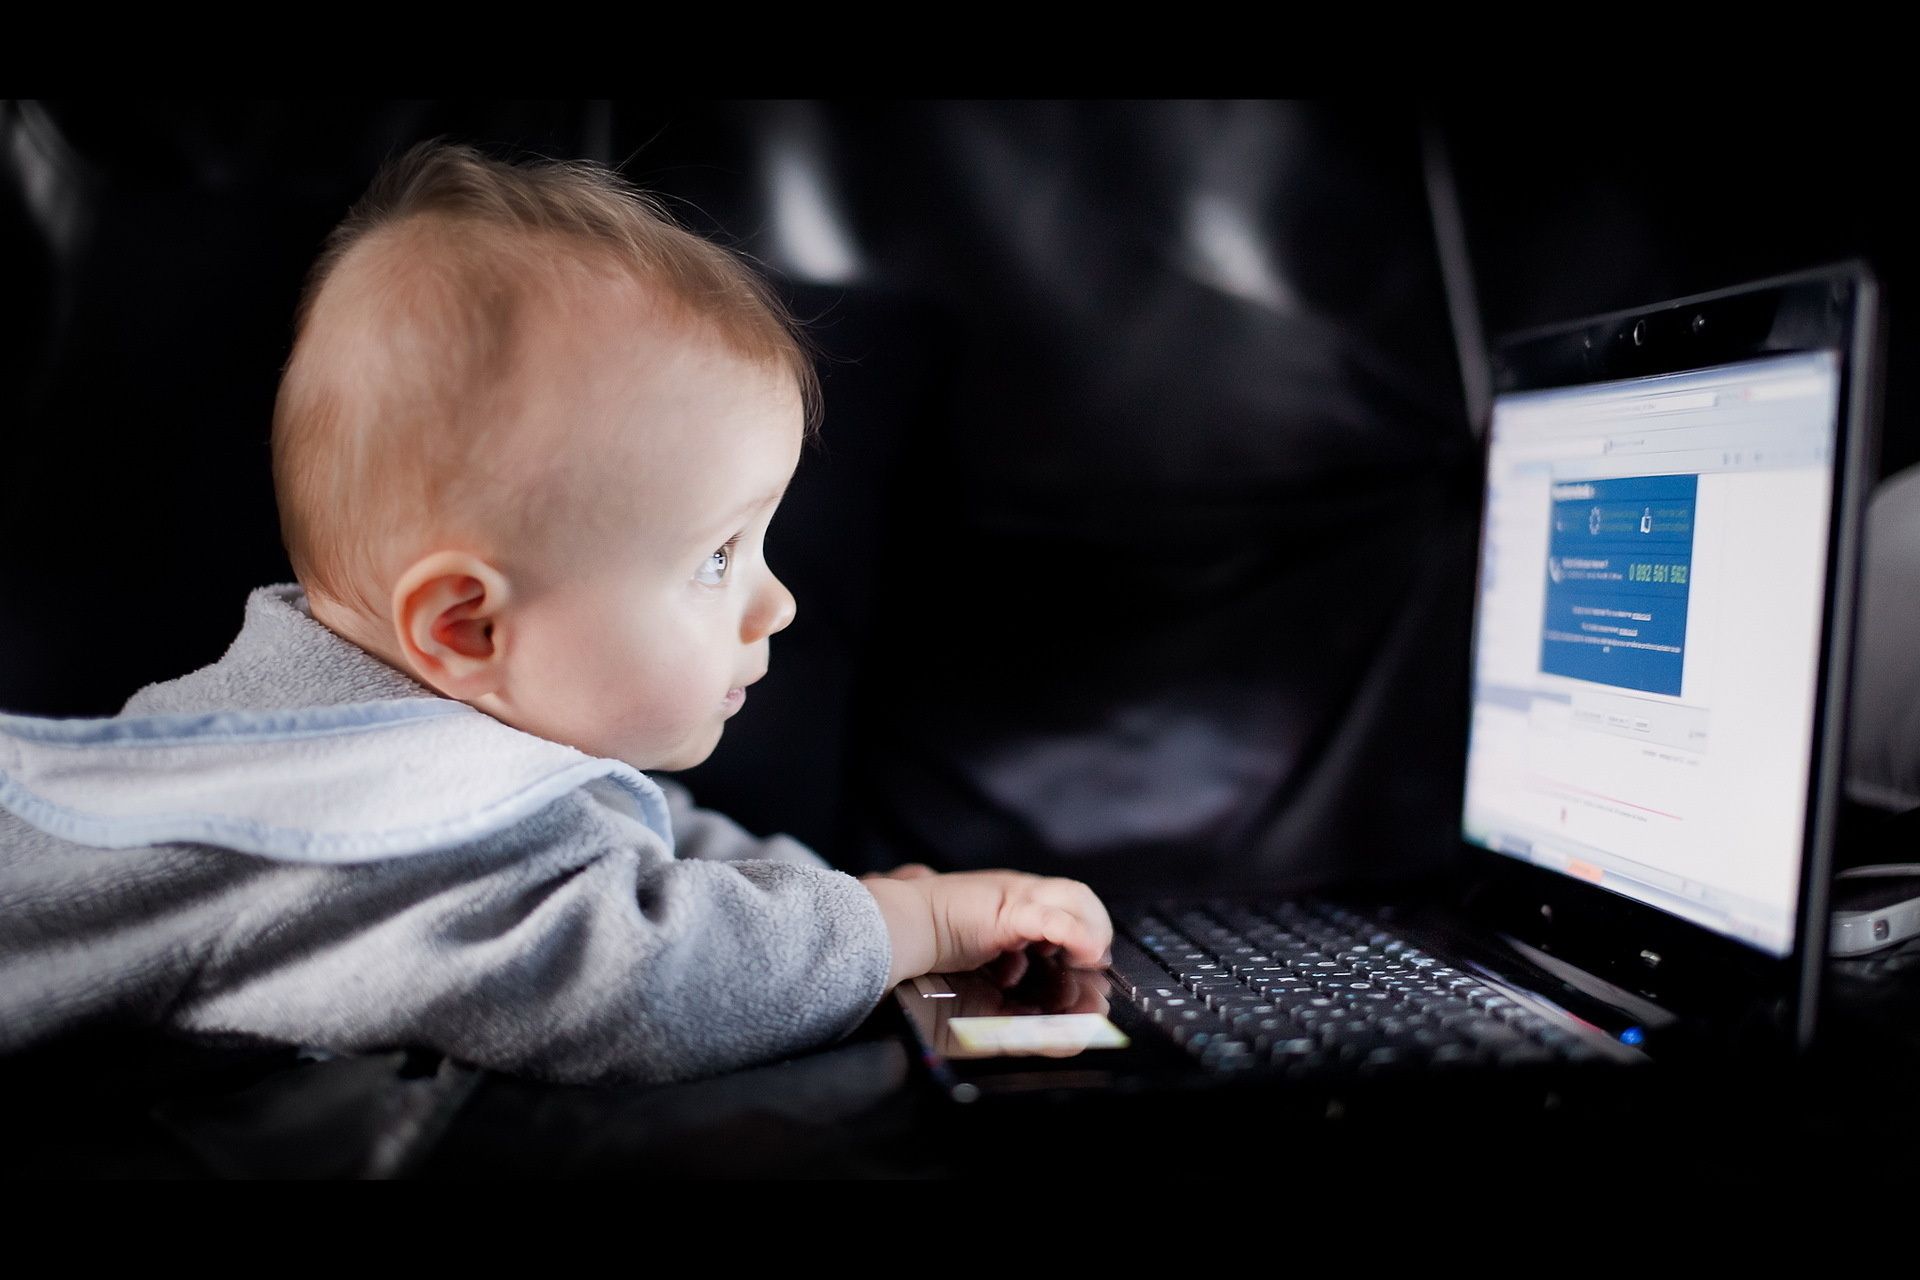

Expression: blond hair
xmin=270 ymin=137 xmax=822 ymax=624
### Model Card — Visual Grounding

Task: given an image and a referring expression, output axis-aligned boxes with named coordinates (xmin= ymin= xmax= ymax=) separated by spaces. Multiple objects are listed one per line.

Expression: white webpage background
xmin=1463 ymin=354 xmax=1837 ymax=955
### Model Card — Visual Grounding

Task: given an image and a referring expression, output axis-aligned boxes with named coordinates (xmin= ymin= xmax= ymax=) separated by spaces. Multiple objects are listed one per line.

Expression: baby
xmin=0 ymin=140 xmax=1111 ymax=1085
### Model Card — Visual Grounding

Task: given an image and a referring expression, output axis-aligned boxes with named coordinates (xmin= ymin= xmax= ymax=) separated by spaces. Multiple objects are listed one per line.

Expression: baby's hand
xmin=862 ymin=869 xmax=1113 ymax=991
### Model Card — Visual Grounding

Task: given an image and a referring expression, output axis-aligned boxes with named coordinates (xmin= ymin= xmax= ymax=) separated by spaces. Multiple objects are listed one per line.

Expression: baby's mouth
xmin=722 ymin=670 xmax=764 ymax=715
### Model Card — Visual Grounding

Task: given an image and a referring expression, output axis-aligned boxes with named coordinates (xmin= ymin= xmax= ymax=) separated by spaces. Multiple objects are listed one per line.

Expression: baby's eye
xmin=695 ymin=535 xmax=742 ymax=586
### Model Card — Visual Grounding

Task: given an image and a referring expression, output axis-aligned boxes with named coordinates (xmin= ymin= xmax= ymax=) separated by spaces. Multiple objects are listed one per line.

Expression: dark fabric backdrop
xmin=3 ymin=99 xmax=1911 ymax=894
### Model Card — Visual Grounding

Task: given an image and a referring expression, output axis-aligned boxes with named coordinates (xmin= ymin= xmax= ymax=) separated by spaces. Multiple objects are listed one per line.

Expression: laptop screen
xmin=1462 ymin=349 xmax=1842 ymax=958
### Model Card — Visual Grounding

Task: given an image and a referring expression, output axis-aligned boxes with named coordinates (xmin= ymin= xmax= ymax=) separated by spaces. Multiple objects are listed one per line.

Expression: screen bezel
xmin=1460 ymin=264 xmax=1882 ymax=1053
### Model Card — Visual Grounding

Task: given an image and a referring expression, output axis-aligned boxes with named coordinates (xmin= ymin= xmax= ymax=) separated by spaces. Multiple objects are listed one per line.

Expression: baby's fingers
xmin=1036 ymin=877 xmax=1113 ymax=967
xmin=1008 ymin=888 xmax=1111 ymax=969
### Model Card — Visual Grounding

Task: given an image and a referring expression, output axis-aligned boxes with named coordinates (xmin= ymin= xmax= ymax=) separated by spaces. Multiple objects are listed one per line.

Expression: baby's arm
xmin=646 ymin=778 xmax=1111 ymax=990
xmin=645 ymin=779 xmax=1112 ymax=987
xmin=166 ymin=806 xmax=891 ymax=1087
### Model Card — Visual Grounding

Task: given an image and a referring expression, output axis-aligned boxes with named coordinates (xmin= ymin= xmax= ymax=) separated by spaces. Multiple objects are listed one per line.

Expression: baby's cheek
xmin=547 ymin=614 xmax=713 ymax=750
xmin=609 ymin=667 xmax=702 ymax=734
xmin=534 ymin=640 xmax=634 ymax=734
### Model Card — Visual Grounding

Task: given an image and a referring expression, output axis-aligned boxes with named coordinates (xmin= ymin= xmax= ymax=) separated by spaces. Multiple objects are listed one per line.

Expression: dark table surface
xmin=7 ymin=930 xmax=1919 ymax=1181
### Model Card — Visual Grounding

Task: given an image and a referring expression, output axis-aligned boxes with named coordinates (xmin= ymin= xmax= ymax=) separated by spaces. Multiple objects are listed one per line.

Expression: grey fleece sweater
xmin=0 ymin=583 xmax=894 ymax=1085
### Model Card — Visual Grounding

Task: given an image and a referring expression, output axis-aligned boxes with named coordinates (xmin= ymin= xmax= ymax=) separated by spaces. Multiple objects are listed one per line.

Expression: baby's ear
xmin=389 ymin=552 xmax=512 ymax=699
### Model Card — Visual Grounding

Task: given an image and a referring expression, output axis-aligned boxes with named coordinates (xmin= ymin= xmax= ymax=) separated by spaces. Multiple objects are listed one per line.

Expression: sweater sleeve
xmin=649 ymin=774 xmax=832 ymax=869
xmin=166 ymin=797 xmax=895 ymax=1086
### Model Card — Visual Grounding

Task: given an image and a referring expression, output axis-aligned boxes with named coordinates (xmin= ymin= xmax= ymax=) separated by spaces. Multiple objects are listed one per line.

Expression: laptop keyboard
xmin=1114 ymin=899 xmax=1612 ymax=1077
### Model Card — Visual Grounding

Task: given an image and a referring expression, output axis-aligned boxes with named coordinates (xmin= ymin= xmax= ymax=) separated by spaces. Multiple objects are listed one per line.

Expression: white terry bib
xmin=0 ymin=697 xmax=674 ymax=864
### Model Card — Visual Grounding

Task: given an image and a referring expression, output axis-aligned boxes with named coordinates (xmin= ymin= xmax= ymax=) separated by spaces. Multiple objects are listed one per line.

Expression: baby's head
xmin=271 ymin=140 xmax=821 ymax=772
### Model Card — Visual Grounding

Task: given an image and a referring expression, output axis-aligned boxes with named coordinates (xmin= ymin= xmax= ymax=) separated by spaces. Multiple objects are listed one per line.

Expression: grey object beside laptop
xmin=1831 ymin=862 xmax=1920 ymax=957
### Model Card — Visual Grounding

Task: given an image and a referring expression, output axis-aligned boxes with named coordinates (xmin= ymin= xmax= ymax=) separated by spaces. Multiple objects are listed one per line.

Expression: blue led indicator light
xmin=1619 ymin=1026 xmax=1645 ymax=1046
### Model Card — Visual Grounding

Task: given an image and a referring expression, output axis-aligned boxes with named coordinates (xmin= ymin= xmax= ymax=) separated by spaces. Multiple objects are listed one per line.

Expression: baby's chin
xmin=619 ymin=733 xmax=723 ymax=774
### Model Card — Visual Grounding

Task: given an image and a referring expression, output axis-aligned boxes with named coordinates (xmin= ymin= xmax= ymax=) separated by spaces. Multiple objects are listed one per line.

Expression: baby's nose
xmin=748 ymin=572 xmax=797 ymax=640
xmin=766 ymin=574 xmax=797 ymax=635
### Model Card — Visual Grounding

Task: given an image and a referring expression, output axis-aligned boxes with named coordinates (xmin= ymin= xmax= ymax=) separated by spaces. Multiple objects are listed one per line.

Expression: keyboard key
xmin=1200 ymin=1041 xmax=1258 ymax=1071
xmin=1183 ymin=975 xmax=1242 ymax=992
xmin=1235 ymin=1015 xmax=1292 ymax=1043
xmin=1232 ymin=1006 xmax=1289 ymax=1027
xmin=1410 ymin=1027 xmax=1467 ymax=1052
xmin=1358 ymin=1046 xmax=1424 ymax=1076
xmin=1170 ymin=1023 xmax=1221 ymax=1049
xmin=1154 ymin=1006 xmax=1227 ymax=1034
xmin=1268 ymin=1036 xmax=1320 ymax=1064
xmin=1250 ymin=1023 xmax=1312 ymax=1054
xmin=1458 ymin=1020 xmax=1528 ymax=1053
xmin=1206 ymin=990 xmax=1269 ymax=1013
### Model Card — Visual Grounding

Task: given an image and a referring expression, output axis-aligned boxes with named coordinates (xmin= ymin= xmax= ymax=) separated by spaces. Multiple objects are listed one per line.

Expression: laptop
xmin=892 ymin=264 xmax=1884 ymax=1109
